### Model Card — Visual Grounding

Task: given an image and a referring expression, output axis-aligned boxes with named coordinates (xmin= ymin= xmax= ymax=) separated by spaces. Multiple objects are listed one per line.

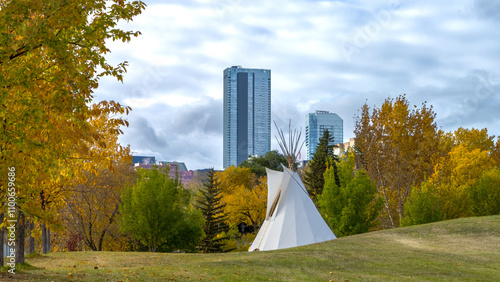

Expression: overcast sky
xmin=94 ymin=0 xmax=500 ymax=170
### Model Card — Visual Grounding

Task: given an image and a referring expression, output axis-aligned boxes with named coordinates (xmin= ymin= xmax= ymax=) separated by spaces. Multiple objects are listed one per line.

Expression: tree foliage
xmin=452 ymin=127 xmax=496 ymax=151
xmin=239 ymin=150 xmax=288 ymax=177
xmin=1 ymin=0 xmax=145 ymax=190
xmin=120 ymin=167 xmax=203 ymax=252
xmin=404 ymin=128 xmax=499 ymax=225
xmin=402 ymin=182 xmax=443 ymax=226
xmin=354 ymin=95 xmax=440 ymax=228
xmin=216 ymin=167 xmax=267 ymax=232
xmin=224 ymin=176 xmax=267 ymax=232
xmin=216 ymin=166 xmax=254 ymax=195
xmin=493 ymin=137 xmax=500 ymax=165
xmin=319 ymin=153 xmax=382 ymax=236
xmin=0 ymin=0 xmax=145 ymax=263
xmin=433 ymin=145 xmax=494 ymax=219
xmin=304 ymin=129 xmax=338 ymax=201
xmin=195 ymin=168 xmax=229 ymax=253
xmin=470 ymin=169 xmax=500 ymax=216
xmin=64 ymin=157 xmax=135 ymax=251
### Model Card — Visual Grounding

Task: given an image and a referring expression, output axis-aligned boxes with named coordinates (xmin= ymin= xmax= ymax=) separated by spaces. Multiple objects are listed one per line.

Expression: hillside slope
xmin=4 ymin=215 xmax=500 ymax=281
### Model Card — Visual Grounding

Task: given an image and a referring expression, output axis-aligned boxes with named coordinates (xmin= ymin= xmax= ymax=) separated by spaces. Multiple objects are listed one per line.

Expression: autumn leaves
xmin=354 ymin=95 xmax=500 ymax=228
xmin=0 ymin=0 xmax=146 ymax=264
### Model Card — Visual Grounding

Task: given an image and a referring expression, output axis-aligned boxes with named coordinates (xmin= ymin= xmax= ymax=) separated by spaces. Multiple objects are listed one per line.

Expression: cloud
xmin=119 ymin=96 xmax=223 ymax=169
xmin=125 ymin=116 xmax=167 ymax=151
xmin=168 ymin=98 xmax=222 ymax=135
xmin=95 ymin=0 xmax=500 ymax=170
xmin=474 ymin=0 xmax=500 ymax=20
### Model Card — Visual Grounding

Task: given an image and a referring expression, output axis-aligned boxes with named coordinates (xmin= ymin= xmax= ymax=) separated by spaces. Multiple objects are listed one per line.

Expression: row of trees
xmin=352 ymin=95 xmax=500 ymax=229
xmin=56 ymin=150 xmax=285 ymax=254
xmin=110 ymin=160 xmax=270 ymax=253
xmin=119 ymin=151 xmax=287 ymax=252
xmin=57 ymin=99 xmax=499 ymax=253
xmin=139 ymin=97 xmax=499 ymax=251
xmin=301 ymin=95 xmax=499 ymax=238
xmin=402 ymin=129 xmax=500 ymax=225
xmin=0 ymin=131 xmax=288 ymax=257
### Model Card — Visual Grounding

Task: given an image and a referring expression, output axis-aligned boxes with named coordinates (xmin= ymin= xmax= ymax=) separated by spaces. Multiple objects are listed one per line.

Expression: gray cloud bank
xmin=94 ymin=0 xmax=500 ymax=170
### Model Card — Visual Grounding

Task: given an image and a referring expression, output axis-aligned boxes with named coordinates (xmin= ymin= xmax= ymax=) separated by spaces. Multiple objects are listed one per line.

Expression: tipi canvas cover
xmin=249 ymin=167 xmax=336 ymax=251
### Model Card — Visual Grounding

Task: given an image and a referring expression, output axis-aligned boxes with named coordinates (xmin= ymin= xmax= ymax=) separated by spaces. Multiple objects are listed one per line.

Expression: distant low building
xmin=296 ymin=160 xmax=309 ymax=169
xmin=159 ymin=161 xmax=188 ymax=171
xmin=132 ymin=155 xmax=156 ymax=166
xmin=160 ymin=161 xmax=193 ymax=184
xmin=131 ymin=157 xmax=194 ymax=184
xmin=172 ymin=170 xmax=194 ymax=184
xmin=335 ymin=138 xmax=356 ymax=156
xmin=132 ymin=155 xmax=156 ymax=169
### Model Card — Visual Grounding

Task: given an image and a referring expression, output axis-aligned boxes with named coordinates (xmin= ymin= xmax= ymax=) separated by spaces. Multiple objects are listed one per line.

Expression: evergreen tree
xmin=195 ymin=168 xmax=229 ymax=253
xmin=304 ymin=130 xmax=339 ymax=201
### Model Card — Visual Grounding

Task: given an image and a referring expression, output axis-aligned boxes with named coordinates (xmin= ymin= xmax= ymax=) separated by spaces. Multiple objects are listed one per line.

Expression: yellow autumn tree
xmin=433 ymin=144 xmax=495 ymax=218
xmin=403 ymin=127 xmax=498 ymax=225
xmin=0 ymin=0 xmax=145 ymax=264
xmin=354 ymin=95 xmax=441 ymax=228
xmin=216 ymin=166 xmax=254 ymax=194
xmin=493 ymin=137 xmax=500 ymax=166
xmin=216 ymin=167 xmax=267 ymax=232
xmin=452 ymin=127 xmax=496 ymax=151
xmin=62 ymin=111 xmax=135 ymax=251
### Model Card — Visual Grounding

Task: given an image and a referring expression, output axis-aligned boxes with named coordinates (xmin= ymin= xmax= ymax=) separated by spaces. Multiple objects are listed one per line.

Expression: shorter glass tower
xmin=305 ymin=110 xmax=343 ymax=160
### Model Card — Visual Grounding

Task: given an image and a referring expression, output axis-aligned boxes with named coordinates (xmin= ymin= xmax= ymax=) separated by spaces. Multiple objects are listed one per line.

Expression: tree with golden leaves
xmin=403 ymin=127 xmax=499 ymax=225
xmin=216 ymin=167 xmax=267 ymax=232
xmin=0 ymin=0 xmax=145 ymax=264
xmin=62 ymin=112 xmax=135 ymax=251
xmin=354 ymin=95 xmax=440 ymax=228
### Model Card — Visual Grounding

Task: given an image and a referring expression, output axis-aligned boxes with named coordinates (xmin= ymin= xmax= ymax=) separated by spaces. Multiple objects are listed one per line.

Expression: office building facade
xmin=305 ymin=110 xmax=343 ymax=160
xmin=223 ymin=66 xmax=271 ymax=168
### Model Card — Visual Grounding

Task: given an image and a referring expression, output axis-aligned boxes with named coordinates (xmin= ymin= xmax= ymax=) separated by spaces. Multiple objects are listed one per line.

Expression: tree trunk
xmin=97 ymin=203 xmax=120 ymax=251
xmin=98 ymin=230 xmax=106 ymax=251
xmin=0 ymin=213 xmax=4 ymax=267
xmin=28 ymin=218 xmax=35 ymax=254
xmin=47 ymin=228 xmax=51 ymax=253
xmin=15 ymin=210 xmax=25 ymax=265
xmin=41 ymin=224 xmax=47 ymax=254
xmin=87 ymin=224 xmax=97 ymax=251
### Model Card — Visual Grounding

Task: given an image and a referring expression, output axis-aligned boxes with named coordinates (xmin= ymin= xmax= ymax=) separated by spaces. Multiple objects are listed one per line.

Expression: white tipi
xmin=249 ymin=167 xmax=336 ymax=251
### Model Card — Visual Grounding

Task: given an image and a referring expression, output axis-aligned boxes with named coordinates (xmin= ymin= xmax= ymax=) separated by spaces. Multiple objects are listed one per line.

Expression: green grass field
xmin=2 ymin=215 xmax=499 ymax=281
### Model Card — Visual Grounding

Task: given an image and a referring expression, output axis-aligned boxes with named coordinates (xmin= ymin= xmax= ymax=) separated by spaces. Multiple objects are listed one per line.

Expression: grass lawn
xmin=1 ymin=215 xmax=499 ymax=281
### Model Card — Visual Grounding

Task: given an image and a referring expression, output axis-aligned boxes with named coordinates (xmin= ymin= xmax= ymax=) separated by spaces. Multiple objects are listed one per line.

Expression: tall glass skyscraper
xmin=305 ymin=110 xmax=343 ymax=160
xmin=223 ymin=66 xmax=271 ymax=168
